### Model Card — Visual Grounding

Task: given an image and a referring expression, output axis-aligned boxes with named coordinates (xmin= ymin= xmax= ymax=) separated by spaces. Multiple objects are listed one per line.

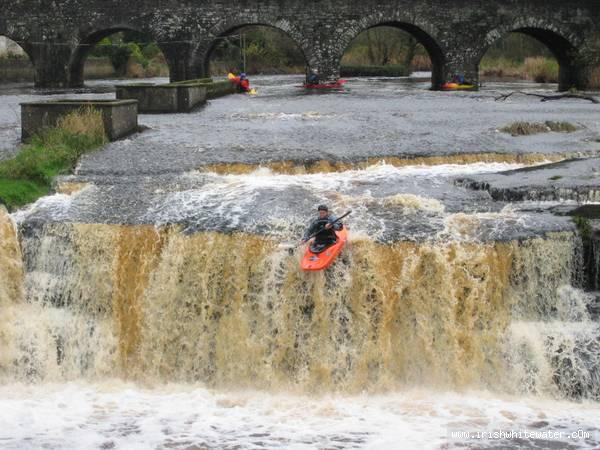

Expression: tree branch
xmin=495 ymin=91 xmax=599 ymax=104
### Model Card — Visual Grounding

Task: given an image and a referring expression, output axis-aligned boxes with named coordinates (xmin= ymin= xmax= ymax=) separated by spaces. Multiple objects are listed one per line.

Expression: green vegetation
xmin=0 ymin=108 xmax=106 ymax=211
xmin=484 ymin=33 xmax=555 ymax=61
xmin=209 ymin=26 xmax=306 ymax=75
xmin=545 ymin=121 xmax=578 ymax=133
xmin=480 ymin=33 xmax=560 ymax=83
xmin=210 ymin=25 xmax=430 ymax=76
xmin=90 ymin=32 xmax=168 ymax=78
xmin=208 ymin=26 xmax=583 ymax=82
xmin=501 ymin=121 xmax=578 ymax=136
xmin=549 ymin=175 xmax=563 ymax=181
xmin=340 ymin=27 xmax=430 ymax=73
xmin=481 ymin=56 xmax=559 ymax=83
xmin=573 ymin=216 xmax=593 ymax=242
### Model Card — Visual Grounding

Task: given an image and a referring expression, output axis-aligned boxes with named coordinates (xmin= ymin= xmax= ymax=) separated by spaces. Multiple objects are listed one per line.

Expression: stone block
xmin=20 ymin=99 xmax=138 ymax=141
xmin=116 ymin=84 xmax=180 ymax=113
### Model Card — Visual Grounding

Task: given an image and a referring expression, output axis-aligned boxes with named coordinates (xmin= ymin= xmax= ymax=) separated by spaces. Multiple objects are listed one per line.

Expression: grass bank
xmin=481 ymin=56 xmax=559 ymax=83
xmin=0 ymin=108 xmax=106 ymax=211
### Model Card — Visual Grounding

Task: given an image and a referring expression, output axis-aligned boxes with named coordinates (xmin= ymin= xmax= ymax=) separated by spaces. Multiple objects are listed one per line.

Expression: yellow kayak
xmin=442 ymin=82 xmax=475 ymax=91
xmin=228 ymin=73 xmax=257 ymax=95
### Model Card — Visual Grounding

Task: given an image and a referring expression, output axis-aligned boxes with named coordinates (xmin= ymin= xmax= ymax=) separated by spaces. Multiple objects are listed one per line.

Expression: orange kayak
xmin=301 ymin=227 xmax=348 ymax=271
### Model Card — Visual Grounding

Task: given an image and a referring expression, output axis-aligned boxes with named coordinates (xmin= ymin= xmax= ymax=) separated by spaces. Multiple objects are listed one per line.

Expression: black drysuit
xmin=302 ymin=214 xmax=343 ymax=253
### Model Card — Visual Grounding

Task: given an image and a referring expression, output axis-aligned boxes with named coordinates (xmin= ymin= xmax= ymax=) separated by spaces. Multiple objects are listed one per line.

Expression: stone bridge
xmin=1 ymin=0 xmax=599 ymax=90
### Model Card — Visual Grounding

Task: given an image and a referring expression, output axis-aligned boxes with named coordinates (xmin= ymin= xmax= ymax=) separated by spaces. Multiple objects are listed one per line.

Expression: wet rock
xmin=457 ymin=158 xmax=600 ymax=202
xmin=565 ymin=205 xmax=600 ymax=220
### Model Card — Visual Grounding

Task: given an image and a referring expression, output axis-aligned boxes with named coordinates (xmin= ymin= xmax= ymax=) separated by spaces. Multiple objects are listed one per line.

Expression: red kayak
xmin=303 ymin=80 xmax=347 ymax=89
xmin=301 ymin=227 xmax=349 ymax=271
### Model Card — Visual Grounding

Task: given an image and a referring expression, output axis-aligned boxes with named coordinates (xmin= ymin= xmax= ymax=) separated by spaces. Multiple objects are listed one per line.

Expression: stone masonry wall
xmin=0 ymin=0 xmax=598 ymax=90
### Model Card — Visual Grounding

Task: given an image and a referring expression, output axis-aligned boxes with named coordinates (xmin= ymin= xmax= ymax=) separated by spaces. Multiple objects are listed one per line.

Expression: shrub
xmin=524 ymin=57 xmax=559 ymax=83
xmin=573 ymin=216 xmax=593 ymax=242
xmin=127 ymin=42 xmax=148 ymax=68
xmin=142 ymin=42 xmax=162 ymax=61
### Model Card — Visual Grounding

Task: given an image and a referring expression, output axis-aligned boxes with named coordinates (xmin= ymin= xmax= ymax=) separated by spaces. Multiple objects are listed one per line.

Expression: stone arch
xmin=335 ymin=13 xmax=446 ymax=89
xmin=191 ymin=17 xmax=311 ymax=78
xmin=481 ymin=18 xmax=583 ymax=90
xmin=0 ymin=33 xmax=35 ymax=61
xmin=68 ymin=25 xmax=172 ymax=87
xmin=0 ymin=33 xmax=36 ymax=84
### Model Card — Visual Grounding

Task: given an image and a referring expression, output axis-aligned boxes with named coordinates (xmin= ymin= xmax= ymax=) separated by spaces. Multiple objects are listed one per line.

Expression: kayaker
xmin=452 ymin=73 xmax=466 ymax=85
xmin=301 ymin=204 xmax=343 ymax=252
xmin=307 ymin=70 xmax=320 ymax=85
xmin=239 ymin=73 xmax=251 ymax=93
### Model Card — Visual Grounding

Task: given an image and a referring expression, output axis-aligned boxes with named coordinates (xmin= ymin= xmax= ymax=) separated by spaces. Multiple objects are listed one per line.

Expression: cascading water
xmin=1 ymin=163 xmax=598 ymax=395
xmin=2 ymin=187 xmax=600 ymax=448
xmin=2 ymin=171 xmax=600 ymax=448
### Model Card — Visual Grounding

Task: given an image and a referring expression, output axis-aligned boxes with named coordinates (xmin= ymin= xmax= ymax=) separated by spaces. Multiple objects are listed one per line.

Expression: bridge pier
xmin=558 ymin=58 xmax=594 ymax=92
xmin=445 ymin=52 xmax=480 ymax=89
xmin=303 ymin=37 xmax=343 ymax=83
xmin=576 ymin=45 xmax=600 ymax=92
xmin=308 ymin=60 xmax=340 ymax=84
xmin=160 ymin=42 xmax=195 ymax=83
xmin=30 ymin=43 xmax=73 ymax=88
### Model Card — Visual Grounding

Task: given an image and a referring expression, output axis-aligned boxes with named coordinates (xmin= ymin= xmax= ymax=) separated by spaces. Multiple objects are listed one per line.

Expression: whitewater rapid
xmin=0 ymin=382 xmax=599 ymax=450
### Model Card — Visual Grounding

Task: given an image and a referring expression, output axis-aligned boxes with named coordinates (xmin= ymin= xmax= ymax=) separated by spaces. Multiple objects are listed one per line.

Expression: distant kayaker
xmin=307 ymin=70 xmax=320 ymax=85
xmin=228 ymin=72 xmax=252 ymax=93
xmin=452 ymin=74 xmax=466 ymax=85
xmin=239 ymin=73 xmax=251 ymax=93
xmin=301 ymin=204 xmax=343 ymax=252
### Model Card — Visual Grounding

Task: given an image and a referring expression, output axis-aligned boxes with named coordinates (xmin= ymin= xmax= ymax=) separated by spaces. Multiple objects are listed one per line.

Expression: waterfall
xmin=1 ymin=218 xmax=597 ymax=399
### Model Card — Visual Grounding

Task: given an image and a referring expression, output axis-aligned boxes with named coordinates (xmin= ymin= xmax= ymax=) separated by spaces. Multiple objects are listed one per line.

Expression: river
xmin=1 ymin=75 xmax=599 ymax=449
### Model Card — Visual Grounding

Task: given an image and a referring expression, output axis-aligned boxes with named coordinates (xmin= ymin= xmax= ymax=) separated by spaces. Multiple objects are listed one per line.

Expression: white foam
xmin=144 ymin=162 xmax=526 ymax=234
xmin=0 ymin=382 xmax=598 ymax=450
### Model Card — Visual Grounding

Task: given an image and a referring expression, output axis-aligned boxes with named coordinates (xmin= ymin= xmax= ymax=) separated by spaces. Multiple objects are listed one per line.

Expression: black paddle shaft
xmin=303 ymin=210 xmax=352 ymax=242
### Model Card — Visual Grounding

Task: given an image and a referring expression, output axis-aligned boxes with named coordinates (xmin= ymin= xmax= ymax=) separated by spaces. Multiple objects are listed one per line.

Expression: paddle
xmin=285 ymin=210 xmax=352 ymax=255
